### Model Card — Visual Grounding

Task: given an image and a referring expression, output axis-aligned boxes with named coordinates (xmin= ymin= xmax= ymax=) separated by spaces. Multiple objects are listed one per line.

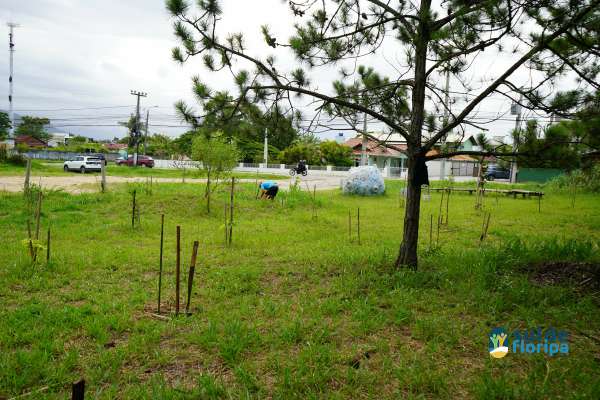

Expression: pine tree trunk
xmin=396 ymin=1 xmax=430 ymax=270
xmin=396 ymin=154 xmax=422 ymax=269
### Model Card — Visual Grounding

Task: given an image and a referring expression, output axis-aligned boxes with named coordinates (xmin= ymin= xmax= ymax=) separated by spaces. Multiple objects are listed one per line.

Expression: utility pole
xmin=361 ymin=111 xmax=368 ymax=166
xmin=130 ymin=90 xmax=147 ymax=166
xmin=263 ymin=128 xmax=268 ymax=165
xmin=510 ymin=94 xmax=523 ymax=183
xmin=7 ymin=22 xmax=20 ymax=139
xmin=440 ymin=68 xmax=451 ymax=180
xmin=143 ymin=109 xmax=149 ymax=155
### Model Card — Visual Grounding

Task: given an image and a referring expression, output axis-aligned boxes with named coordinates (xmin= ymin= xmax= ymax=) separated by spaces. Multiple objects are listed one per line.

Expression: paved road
xmin=0 ymin=174 xmax=343 ymax=194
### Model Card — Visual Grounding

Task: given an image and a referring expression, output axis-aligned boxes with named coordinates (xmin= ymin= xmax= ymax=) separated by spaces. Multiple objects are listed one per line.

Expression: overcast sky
xmin=1 ymin=1 xmax=563 ymax=143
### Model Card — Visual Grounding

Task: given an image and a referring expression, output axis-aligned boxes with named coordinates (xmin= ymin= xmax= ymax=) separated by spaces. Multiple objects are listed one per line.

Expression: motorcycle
xmin=289 ymin=166 xmax=308 ymax=176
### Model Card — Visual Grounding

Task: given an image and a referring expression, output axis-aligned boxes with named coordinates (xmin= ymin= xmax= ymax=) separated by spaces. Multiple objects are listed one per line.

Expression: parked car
xmin=485 ymin=165 xmax=510 ymax=180
xmin=115 ymin=155 xmax=155 ymax=168
xmin=88 ymin=153 xmax=108 ymax=165
xmin=63 ymin=156 xmax=103 ymax=173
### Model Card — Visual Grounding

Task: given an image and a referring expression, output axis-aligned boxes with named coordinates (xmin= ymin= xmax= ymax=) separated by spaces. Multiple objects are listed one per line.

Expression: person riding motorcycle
xmin=290 ymin=160 xmax=308 ymax=176
xmin=296 ymin=160 xmax=307 ymax=174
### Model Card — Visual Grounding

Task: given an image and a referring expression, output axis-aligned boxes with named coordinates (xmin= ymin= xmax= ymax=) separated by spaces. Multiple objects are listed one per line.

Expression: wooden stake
xmin=35 ymin=191 xmax=42 ymax=239
xmin=72 ymin=379 xmax=85 ymax=400
xmin=445 ymin=188 xmax=451 ymax=225
xmin=158 ymin=214 xmax=164 ymax=314
xmin=436 ymin=215 xmax=441 ymax=246
xmin=176 ymin=225 xmax=181 ymax=316
xmin=224 ymin=204 xmax=229 ymax=246
xmin=228 ymin=177 xmax=235 ymax=245
xmin=480 ymin=212 xmax=492 ymax=244
xmin=312 ymin=184 xmax=317 ymax=219
xmin=255 ymin=172 xmax=259 ymax=199
xmin=438 ymin=189 xmax=445 ymax=221
xmin=24 ymin=158 xmax=31 ymax=195
xmin=131 ymin=190 xmax=137 ymax=229
xmin=348 ymin=210 xmax=352 ymax=243
xmin=33 ymin=191 xmax=42 ymax=261
xmin=538 ymin=195 xmax=541 ymax=213
xmin=46 ymin=226 xmax=51 ymax=263
xmin=429 ymin=214 xmax=433 ymax=250
xmin=357 ymin=208 xmax=361 ymax=245
xmin=186 ymin=241 xmax=199 ymax=314
xmin=26 ymin=220 xmax=34 ymax=261
xmin=484 ymin=213 xmax=491 ymax=239
xmin=100 ymin=162 xmax=106 ymax=193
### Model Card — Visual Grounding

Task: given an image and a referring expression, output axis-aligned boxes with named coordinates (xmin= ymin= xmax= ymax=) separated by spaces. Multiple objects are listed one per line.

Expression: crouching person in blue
xmin=259 ymin=181 xmax=279 ymax=200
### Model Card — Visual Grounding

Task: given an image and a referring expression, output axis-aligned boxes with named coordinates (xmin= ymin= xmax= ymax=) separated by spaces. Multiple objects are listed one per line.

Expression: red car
xmin=115 ymin=155 xmax=155 ymax=168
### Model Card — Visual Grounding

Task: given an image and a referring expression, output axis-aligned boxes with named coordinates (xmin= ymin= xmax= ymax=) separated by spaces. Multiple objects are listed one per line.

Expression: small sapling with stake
xmin=176 ymin=225 xmax=181 ymax=316
xmin=186 ymin=241 xmax=199 ymax=315
xmin=157 ymin=214 xmax=165 ymax=314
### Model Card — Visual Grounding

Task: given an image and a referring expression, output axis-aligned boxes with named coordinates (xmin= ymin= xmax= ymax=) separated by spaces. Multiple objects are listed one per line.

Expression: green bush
xmin=1 ymin=148 xmax=27 ymax=166
xmin=546 ymin=165 xmax=600 ymax=193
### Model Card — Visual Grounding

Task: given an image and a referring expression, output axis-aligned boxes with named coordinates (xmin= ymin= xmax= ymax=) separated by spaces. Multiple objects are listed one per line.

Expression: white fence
xmin=17 ymin=149 xmax=477 ymax=180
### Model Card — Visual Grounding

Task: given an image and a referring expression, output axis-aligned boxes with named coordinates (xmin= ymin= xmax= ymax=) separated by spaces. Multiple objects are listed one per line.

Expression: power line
xmin=12 ymin=105 xmax=137 ymax=112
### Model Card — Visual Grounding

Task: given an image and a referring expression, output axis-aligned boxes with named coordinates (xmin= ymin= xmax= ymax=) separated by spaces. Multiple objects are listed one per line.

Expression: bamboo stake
xmin=131 ymin=190 xmax=137 ymax=228
xmin=357 ymin=207 xmax=361 ymax=245
xmin=35 ymin=191 xmax=42 ymax=234
xmin=444 ymin=188 xmax=451 ymax=225
xmin=228 ymin=177 xmax=235 ymax=245
xmin=429 ymin=214 xmax=433 ymax=250
xmin=255 ymin=172 xmax=259 ymax=199
xmin=158 ymin=214 xmax=164 ymax=314
xmin=186 ymin=241 xmax=199 ymax=314
xmin=176 ymin=225 xmax=181 ymax=316
xmin=538 ymin=195 xmax=541 ymax=213
xmin=480 ymin=212 xmax=492 ymax=244
xmin=34 ymin=191 xmax=42 ymax=261
xmin=348 ymin=210 xmax=352 ymax=243
xmin=312 ymin=184 xmax=317 ymax=219
xmin=438 ymin=189 xmax=445 ymax=221
xmin=46 ymin=226 xmax=50 ymax=263
xmin=224 ymin=204 xmax=229 ymax=246
xmin=26 ymin=220 xmax=34 ymax=261
xmin=436 ymin=215 xmax=441 ymax=246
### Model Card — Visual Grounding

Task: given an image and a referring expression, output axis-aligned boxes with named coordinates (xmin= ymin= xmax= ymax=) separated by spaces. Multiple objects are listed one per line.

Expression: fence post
xmin=72 ymin=379 xmax=85 ymax=400
xmin=101 ymin=162 xmax=107 ymax=192
xmin=24 ymin=158 xmax=31 ymax=194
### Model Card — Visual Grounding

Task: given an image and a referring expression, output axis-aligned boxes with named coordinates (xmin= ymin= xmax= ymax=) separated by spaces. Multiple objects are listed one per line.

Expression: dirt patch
xmin=0 ymin=175 xmax=342 ymax=194
xmin=525 ymin=261 xmax=600 ymax=292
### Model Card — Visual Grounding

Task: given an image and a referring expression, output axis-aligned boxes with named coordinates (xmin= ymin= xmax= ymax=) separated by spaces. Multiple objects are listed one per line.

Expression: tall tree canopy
xmin=15 ymin=116 xmax=50 ymax=141
xmin=175 ymin=90 xmax=300 ymax=161
xmin=167 ymin=0 xmax=600 ymax=268
xmin=0 ymin=112 xmax=11 ymax=141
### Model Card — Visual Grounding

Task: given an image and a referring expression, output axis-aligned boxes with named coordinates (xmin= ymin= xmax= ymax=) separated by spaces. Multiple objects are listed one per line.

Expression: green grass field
xmin=0 ymin=180 xmax=599 ymax=399
xmin=0 ymin=160 xmax=286 ymax=180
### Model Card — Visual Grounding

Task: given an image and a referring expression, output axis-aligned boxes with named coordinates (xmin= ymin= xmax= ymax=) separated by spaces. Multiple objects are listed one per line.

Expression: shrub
xmin=546 ymin=165 xmax=600 ymax=193
xmin=7 ymin=153 xmax=27 ymax=166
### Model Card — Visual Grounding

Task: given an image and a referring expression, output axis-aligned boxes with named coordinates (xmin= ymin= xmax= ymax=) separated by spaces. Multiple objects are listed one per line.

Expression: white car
xmin=63 ymin=156 xmax=103 ymax=173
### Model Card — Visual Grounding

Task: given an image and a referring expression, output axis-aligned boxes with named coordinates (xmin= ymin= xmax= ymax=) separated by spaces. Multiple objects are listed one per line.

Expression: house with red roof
xmin=15 ymin=135 xmax=48 ymax=149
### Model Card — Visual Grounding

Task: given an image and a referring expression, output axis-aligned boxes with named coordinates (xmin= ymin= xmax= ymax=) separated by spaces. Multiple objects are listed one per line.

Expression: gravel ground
xmin=0 ymin=174 xmax=343 ymax=194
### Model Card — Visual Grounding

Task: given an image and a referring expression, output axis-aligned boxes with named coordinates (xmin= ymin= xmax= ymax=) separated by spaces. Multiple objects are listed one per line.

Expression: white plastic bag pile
xmin=341 ymin=166 xmax=386 ymax=196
